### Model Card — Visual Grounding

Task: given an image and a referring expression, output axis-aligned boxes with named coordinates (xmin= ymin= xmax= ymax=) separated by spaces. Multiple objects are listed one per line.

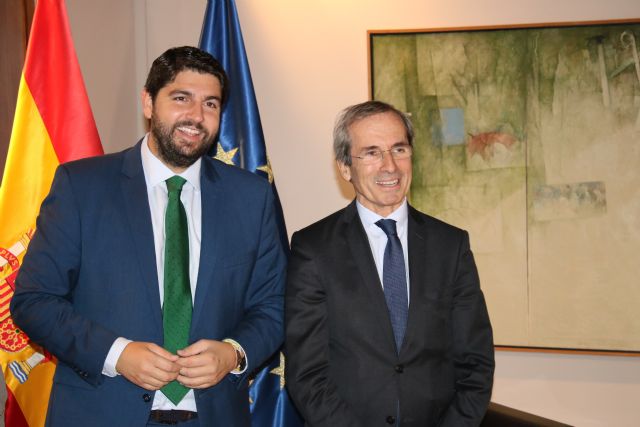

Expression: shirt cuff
xmin=223 ymin=338 xmax=248 ymax=375
xmin=102 ymin=337 xmax=132 ymax=377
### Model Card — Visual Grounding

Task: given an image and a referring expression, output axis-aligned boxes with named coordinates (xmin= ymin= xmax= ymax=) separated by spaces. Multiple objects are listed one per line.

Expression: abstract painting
xmin=370 ymin=20 xmax=640 ymax=352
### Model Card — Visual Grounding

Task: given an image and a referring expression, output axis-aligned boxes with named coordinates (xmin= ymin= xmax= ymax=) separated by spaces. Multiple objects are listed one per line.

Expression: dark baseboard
xmin=480 ymin=402 xmax=573 ymax=427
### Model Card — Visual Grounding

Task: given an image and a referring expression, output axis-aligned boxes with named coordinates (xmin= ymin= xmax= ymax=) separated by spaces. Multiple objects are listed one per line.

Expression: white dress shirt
xmin=103 ymin=135 xmax=201 ymax=411
xmin=356 ymin=199 xmax=411 ymax=301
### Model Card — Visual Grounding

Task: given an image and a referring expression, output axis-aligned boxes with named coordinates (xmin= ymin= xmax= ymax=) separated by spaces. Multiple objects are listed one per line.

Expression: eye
xmin=393 ymin=146 xmax=407 ymax=154
xmin=204 ymin=100 xmax=219 ymax=109
xmin=363 ymin=149 xmax=381 ymax=158
xmin=173 ymin=96 xmax=187 ymax=102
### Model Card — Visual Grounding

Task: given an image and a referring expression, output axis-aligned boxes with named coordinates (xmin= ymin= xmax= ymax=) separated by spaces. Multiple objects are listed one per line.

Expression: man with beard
xmin=285 ymin=101 xmax=494 ymax=426
xmin=11 ymin=46 xmax=286 ymax=427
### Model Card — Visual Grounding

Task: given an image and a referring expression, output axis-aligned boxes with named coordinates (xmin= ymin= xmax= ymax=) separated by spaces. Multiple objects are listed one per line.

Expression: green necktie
xmin=161 ymin=175 xmax=192 ymax=404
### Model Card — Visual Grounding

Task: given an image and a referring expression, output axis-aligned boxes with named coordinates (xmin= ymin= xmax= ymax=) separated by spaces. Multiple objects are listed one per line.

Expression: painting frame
xmin=369 ymin=19 xmax=640 ymax=355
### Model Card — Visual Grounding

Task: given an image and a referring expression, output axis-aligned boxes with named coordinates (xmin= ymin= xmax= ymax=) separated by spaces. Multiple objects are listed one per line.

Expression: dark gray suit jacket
xmin=285 ymin=201 xmax=494 ymax=427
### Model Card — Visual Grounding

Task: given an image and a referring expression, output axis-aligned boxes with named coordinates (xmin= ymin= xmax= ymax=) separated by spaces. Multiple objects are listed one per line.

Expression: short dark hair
xmin=144 ymin=46 xmax=228 ymax=104
xmin=333 ymin=100 xmax=414 ymax=166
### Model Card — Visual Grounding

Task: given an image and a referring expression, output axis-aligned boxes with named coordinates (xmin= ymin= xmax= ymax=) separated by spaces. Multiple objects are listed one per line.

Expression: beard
xmin=149 ymin=112 xmax=216 ymax=169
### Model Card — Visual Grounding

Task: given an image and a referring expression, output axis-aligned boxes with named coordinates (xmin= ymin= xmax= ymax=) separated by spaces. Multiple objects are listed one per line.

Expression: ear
xmin=142 ymin=89 xmax=153 ymax=120
xmin=337 ymin=161 xmax=352 ymax=182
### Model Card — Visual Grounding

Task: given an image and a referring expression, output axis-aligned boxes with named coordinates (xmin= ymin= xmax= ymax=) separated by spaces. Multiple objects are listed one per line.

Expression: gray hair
xmin=333 ymin=100 xmax=414 ymax=166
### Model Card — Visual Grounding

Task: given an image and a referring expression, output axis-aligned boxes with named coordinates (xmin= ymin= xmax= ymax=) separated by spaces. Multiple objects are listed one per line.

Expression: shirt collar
xmin=356 ymin=198 xmax=409 ymax=234
xmin=141 ymin=134 xmax=201 ymax=190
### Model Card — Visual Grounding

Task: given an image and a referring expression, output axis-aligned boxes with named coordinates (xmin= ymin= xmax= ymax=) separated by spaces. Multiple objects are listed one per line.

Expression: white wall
xmin=67 ymin=0 xmax=640 ymax=425
xmin=66 ymin=0 xmax=140 ymax=154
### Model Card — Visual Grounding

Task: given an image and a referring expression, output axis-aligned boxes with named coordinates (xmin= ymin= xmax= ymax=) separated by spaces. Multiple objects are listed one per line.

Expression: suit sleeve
xmin=439 ymin=231 xmax=495 ymax=426
xmin=10 ymin=165 xmax=118 ymax=386
xmin=226 ymin=185 xmax=286 ymax=384
xmin=285 ymin=232 xmax=361 ymax=427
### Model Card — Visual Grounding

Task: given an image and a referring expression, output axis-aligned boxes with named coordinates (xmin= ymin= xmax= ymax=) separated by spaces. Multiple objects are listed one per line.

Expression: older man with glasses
xmin=285 ymin=100 xmax=495 ymax=427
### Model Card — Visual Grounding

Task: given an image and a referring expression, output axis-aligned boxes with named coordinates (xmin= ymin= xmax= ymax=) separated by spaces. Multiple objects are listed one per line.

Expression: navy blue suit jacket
xmin=11 ymin=142 xmax=286 ymax=426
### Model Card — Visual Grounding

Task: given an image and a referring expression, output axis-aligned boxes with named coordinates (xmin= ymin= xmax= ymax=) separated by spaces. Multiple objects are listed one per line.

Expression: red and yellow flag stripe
xmin=0 ymin=0 xmax=103 ymax=425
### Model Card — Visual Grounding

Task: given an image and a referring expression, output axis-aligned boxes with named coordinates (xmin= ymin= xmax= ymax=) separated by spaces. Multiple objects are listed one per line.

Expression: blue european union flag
xmin=199 ymin=1 xmax=303 ymax=426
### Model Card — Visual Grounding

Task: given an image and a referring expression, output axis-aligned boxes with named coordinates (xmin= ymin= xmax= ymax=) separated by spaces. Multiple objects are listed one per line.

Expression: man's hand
xmin=175 ymin=339 xmax=237 ymax=389
xmin=116 ymin=342 xmax=180 ymax=390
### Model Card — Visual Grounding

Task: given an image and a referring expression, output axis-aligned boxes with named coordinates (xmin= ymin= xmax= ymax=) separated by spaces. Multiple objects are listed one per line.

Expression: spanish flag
xmin=0 ymin=0 xmax=103 ymax=425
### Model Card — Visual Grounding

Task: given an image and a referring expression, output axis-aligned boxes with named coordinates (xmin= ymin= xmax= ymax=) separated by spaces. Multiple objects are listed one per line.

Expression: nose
xmin=186 ymin=102 xmax=204 ymax=123
xmin=379 ymin=149 xmax=398 ymax=172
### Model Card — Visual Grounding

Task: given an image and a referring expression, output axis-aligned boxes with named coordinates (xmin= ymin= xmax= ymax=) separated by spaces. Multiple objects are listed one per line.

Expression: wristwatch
xmin=223 ymin=339 xmax=246 ymax=373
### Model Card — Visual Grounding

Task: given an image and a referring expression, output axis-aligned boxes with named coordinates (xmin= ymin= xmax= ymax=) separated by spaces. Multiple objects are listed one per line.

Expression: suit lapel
xmin=191 ymin=158 xmax=222 ymax=329
xmin=342 ymin=202 xmax=397 ymax=352
xmin=120 ymin=142 xmax=163 ymax=332
xmin=402 ymin=204 xmax=428 ymax=355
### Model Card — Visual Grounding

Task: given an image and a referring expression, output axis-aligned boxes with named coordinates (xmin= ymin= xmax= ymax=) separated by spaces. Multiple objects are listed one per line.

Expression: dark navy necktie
xmin=376 ymin=219 xmax=408 ymax=353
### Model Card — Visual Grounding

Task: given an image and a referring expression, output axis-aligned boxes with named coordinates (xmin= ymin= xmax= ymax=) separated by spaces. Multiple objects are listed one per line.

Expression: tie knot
xmin=375 ymin=219 xmax=398 ymax=237
xmin=166 ymin=176 xmax=187 ymax=194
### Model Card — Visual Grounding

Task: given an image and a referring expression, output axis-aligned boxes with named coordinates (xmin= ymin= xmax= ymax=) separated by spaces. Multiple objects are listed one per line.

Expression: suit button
xmin=142 ymin=393 xmax=151 ymax=402
xmin=394 ymin=364 xmax=404 ymax=373
xmin=386 ymin=415 xmax=396 ymax=424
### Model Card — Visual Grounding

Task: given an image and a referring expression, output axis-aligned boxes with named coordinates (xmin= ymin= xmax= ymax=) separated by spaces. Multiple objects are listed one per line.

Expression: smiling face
xmin=142 ymin=69 xmax=222 ymax=172
xmin=338 ymin=111 xmax=412 ymax=217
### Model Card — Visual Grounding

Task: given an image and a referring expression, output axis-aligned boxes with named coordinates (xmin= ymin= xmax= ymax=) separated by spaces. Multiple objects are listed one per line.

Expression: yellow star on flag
xmin=214 ymin=144 xmax=238 ymax=165
xmin=269 ymin=352 xmax=286 ymax=390
xmin=256 ymin=156 xmax=274 ymax=183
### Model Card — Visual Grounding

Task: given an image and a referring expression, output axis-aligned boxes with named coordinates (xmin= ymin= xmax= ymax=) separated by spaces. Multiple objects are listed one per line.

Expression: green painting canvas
xmin=371 ymin=21 xmax=640 ymax=352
